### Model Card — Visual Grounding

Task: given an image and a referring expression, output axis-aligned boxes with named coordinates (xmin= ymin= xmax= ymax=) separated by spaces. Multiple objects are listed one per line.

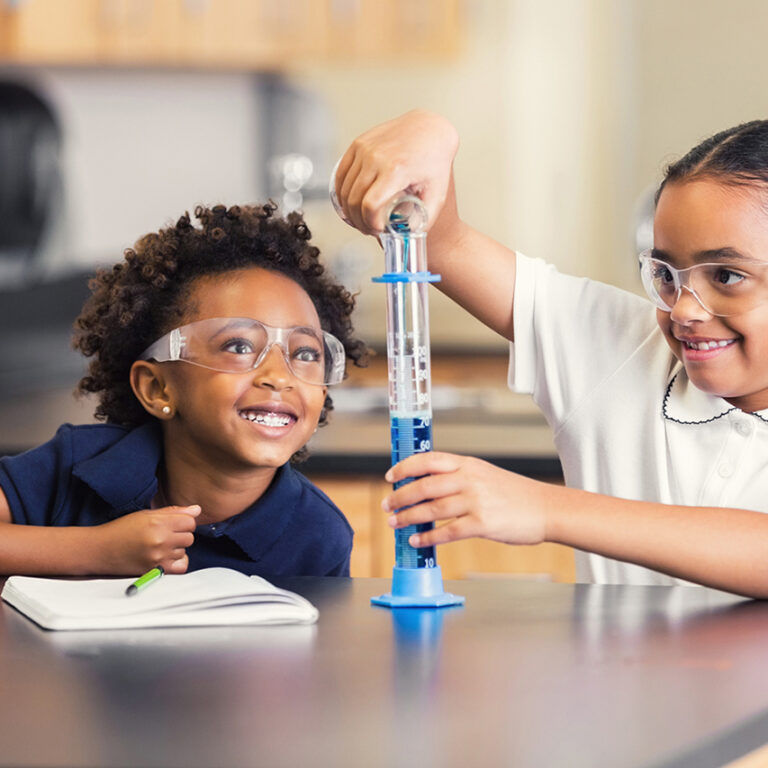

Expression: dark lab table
xmin=1 ymin=576 xmax=767 ymax=768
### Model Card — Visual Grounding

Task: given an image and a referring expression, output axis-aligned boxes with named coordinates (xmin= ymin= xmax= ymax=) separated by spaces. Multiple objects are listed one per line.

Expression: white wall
xmin=635 ymin=0 xmax=768 ymax=180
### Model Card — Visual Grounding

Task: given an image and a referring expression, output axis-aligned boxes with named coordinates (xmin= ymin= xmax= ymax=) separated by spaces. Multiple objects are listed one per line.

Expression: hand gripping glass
xmin=139 ymin=317 xmax=346 ymax=386
xmin=639 ymin=250 xmax=768 ymax=317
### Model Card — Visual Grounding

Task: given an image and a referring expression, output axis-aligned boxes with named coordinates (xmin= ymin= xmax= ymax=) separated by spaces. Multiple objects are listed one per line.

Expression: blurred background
xmin=0 ymin=0 xmax=765 ymax=579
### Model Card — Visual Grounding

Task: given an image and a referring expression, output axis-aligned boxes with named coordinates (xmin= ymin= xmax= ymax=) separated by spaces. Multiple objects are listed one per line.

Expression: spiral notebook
xmin=1 ymin=567 xmax=318 ymax=630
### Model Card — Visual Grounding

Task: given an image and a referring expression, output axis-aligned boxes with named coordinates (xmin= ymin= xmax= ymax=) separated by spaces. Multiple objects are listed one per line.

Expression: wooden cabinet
xmin=0 ymin=0 xmax=104 ymax=64
xmin=311 ymin=475 xmax=576 ymax=582
xmin=324 ymin=0 xmax=462 ymax=63
xmin=176 ymin=0 xmax=327 ymax=68
xmin=0 ymin=0 xmax=461 ymax=68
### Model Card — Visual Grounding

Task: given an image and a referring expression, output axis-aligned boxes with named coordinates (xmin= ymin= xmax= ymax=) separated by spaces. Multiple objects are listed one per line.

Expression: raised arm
xmin=335 ymin=110 xmax=518 ymax=341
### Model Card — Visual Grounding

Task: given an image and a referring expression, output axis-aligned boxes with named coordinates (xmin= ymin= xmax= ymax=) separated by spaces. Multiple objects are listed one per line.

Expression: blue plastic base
xmin=371 ymin=566 xmax=465 ymax=608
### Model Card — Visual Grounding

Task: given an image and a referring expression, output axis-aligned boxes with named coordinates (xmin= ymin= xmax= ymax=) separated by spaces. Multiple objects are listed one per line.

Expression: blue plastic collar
xmin=372 ymin=271 xmax=441 ymax=284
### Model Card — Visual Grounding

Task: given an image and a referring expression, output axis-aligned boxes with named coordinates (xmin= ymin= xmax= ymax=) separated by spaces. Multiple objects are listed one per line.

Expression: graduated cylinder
xmin=376 ymin=199 xmax=441 ymax=570
xmin=329 ymin=181 xmax=463 ymax=606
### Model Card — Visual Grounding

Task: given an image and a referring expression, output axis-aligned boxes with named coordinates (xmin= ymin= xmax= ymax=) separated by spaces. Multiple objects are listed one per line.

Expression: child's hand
xmin=334 ymin=109 xmax=459 ymax=235
xmin=97 ymin=505 xmax=201 ymax=575
xmin=382 ymin=453 xmax=551 ymax=550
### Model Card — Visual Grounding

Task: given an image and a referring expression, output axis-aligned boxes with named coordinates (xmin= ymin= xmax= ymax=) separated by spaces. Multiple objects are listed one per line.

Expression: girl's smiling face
xmin=160 ymin=267 xmax=329 ymax=473
xmin=654 ymin=179 xmax=768 ymax=412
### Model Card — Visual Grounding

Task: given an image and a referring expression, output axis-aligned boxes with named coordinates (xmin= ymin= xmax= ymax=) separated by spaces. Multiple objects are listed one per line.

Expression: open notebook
xmin=1 ymin=567 xmax=318 ymax=630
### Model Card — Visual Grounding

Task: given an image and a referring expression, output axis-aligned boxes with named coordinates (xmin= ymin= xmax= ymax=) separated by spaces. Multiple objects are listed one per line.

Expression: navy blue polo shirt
xmin=0 ymin=422 xmax=353 ymax=577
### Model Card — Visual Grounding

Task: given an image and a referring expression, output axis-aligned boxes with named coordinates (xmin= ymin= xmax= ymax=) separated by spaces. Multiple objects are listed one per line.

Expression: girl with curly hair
xmin=0 ymin=203 xmax=367 ymax=578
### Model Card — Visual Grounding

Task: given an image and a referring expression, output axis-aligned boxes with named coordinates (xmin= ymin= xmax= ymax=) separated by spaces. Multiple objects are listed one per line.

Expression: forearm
xmin=0 ymin=522 xmax=109 ymax=576
xmin=427 ymin=174 xmax=517 ymax=341
xmin=545 ymin=484 xmax=768 ymax=599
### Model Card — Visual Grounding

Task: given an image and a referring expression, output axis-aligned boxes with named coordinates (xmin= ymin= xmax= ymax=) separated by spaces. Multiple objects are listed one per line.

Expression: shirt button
xmin=735 ymin=420 xmax=753 ymax=437
xmin=718 ymin=463 xmax=734 ymax=478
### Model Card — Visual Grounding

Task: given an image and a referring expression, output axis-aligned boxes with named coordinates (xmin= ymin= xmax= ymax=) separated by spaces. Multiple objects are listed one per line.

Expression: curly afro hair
xmin=73 ymin=202 xmax=368 ymax=461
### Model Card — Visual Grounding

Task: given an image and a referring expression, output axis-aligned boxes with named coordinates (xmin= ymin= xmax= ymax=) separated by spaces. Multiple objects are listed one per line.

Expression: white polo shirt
xmin=509 ymin=253 xmax=768 ymax=586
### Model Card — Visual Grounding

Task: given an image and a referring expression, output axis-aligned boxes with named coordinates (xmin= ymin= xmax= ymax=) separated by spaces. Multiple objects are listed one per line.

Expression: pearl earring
xmin=162 ymin=406 xmax=171 ymax=415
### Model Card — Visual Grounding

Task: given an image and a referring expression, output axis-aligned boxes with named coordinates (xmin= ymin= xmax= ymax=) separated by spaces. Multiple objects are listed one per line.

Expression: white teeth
xmin=239 ymin=411 xmax=292 ymax=427
xmin=684 ymin=339 xmax=733 ymax=350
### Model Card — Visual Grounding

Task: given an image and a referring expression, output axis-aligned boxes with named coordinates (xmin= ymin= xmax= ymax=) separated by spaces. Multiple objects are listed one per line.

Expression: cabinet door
xmin=436 ymin=539 xmax=576 ymax=583
xmin=310 ymin=476 xmax=393 ymax=578
xmin=0 ymin=0 xmax=101 ymax=63
xmin=92 ymin=0 xmax=182 ymax=64
xmin=0 ymin=0 xmax=460 ymax=67
xmin=311 ymin=475 xmax=575 ymax=582
xmin=0 ymin=0 xmax=182 ymax=64
xmin=0 ymin=0 xmax=326 ymax=66
xmin=176 ymin=0 xmax=328 ymax=68
xmin=326 ymin=0 xmax=461 ymax=62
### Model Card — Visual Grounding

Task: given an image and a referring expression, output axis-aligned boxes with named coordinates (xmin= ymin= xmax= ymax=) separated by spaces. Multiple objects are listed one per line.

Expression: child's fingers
xmin=155 ymin=505 xmax=201 ymax=527
xmin=382 ymin=470 xmax=463 ymax=513
xmin=157 ymin=544 xmax=191 ymax=573
xmin=155 ymin=504 xmax=201 ymax=515
xmin=385 ymin=451 xmax=463 ymax=484
xmin=408 ymin=518 xmax=477 ymax=549
xmin=171 ymin=514 xmax=199 ymax=535
xmin=164 ymin=553 xmax=189 ymax=574
xmin=360 ymin=176 xmax=398 ymax=234
xmin=338 ymin=150 xmax=392 ymax=234
xmin=146 ymin=532 xmax=193 ymax=567
xmin=149 ymin=508 xmax=199 ymax=536
xmin=337 ymin=141 xmax=431 ymax=234
xmin=343 ymin=153 xmax=406 ymax=235
xmin=387 ymin=492 xmax=467 ymax=529
xmin=170 ymin=530 xmax=194 ymax=549
xmin=362 ymin=173 xmax=428 ymax=234
xmin=347 ymin=168 xmax=386 ymax=234
xmin=169 ymin=545 xmax=190 ymax=560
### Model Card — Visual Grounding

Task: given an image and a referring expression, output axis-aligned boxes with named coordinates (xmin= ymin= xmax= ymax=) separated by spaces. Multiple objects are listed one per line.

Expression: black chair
xmin=0 ymin=81 xmax=62 ymax=282
xmin=0 ymin=83 xmax=89 ymax=395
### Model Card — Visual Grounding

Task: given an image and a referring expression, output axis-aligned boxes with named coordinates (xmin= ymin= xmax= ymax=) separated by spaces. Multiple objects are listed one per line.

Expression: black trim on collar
xmin=663 ymin=372 xmax=768 ymax=425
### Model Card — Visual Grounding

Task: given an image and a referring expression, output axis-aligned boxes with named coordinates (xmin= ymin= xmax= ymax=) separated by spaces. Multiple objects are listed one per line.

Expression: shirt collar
xmin=72 ymin=422 xmax=162 ymax=514
xmin=195 ymin=463 xmax=303 ymax=563
xmin=663 ymin=366 xmax=768 ymax=425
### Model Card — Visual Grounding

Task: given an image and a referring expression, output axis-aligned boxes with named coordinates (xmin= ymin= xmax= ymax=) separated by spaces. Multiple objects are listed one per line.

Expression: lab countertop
xmin=1 ymin=575 xmax=766 ymax=768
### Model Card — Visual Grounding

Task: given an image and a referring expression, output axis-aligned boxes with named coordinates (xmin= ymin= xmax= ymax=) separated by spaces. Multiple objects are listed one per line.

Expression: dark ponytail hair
xmin=656 ymin=120 xmax=768 ymax=203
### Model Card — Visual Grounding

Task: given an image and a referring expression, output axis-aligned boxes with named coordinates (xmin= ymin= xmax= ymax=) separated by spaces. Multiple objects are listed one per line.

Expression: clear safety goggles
xmin=139 ymin=317 xmax=346 ymax=386
xmin=638 ymin=250 xmax=768 ymax=317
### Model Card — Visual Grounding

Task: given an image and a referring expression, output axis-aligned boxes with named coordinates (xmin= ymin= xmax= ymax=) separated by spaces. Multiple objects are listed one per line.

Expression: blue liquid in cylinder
xmin=390 ymin=413 xmax=437 ymax=569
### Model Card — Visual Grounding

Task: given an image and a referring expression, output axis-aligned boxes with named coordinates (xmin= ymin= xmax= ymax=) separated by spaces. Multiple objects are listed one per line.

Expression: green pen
xmin=125 ymin=566 xmax=164 ymax=596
